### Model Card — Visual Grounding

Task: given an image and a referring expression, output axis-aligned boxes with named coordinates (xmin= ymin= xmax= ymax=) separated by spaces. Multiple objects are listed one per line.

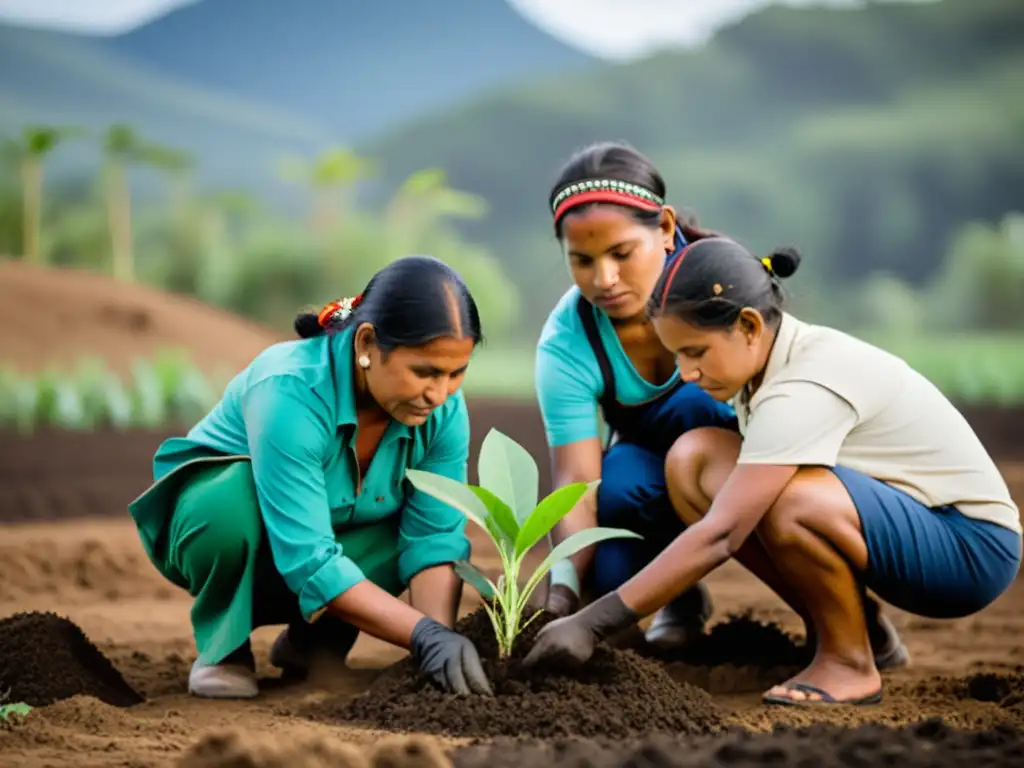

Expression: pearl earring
xmin=358 ymin=355 xmax=371 ymax=369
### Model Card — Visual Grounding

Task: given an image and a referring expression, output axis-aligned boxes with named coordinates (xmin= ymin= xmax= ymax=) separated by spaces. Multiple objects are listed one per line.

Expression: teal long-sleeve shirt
xmin=134 ymin=327 xmax=472 ymax=620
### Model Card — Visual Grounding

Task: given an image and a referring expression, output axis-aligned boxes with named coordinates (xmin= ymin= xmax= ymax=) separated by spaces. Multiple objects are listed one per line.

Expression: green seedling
xmin=0 ymin=686 xmax=32 ymax=723
xmin=406 ymin=428 xmax=641 ymax=657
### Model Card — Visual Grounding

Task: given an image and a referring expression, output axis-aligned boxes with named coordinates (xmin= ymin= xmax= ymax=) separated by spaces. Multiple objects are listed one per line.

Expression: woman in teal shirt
xmin=128 ymin=255 xmax=493 ymax=699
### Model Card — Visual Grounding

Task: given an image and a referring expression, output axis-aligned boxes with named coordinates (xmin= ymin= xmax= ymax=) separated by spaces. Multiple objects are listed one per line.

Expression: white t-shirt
xmin=735 ymin=313 xmax=1021 ymax=535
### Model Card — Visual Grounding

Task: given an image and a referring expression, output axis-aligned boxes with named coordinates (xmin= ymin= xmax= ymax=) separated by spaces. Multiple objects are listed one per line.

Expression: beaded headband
xmin=551 ymin=178 xmax=665 ymax=227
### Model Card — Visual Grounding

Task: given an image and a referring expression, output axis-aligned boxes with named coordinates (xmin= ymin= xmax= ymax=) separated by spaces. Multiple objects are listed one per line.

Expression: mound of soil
xmin=450 ymin=718 xmax=1024 ymax=768
xmin=305 ymin=608 xmax=723 ymax=739
xmin=628 ymin=613 xmax=809 ymax=695
xmin=0 ymin=611 xmax=143 ymax=707
xmin=639 ymin=613 xmax=809 ymax=669
xmin=964 ymin=673 xmax=1024 ymax=709
xmin=0 ymin=260 xmax=283 ymax=377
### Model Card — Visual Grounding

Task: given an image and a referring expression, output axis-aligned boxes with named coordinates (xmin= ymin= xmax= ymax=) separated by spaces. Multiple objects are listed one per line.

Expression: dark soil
xmin=449 ymin=718 xmax=1024 ymax=768
xmin=640 ymin=613 xmax=810 ymax=669
xmin=0 ymin=611 xmax=143 ymax=707
xmin=304 ymin=608 xmax=724 ymax=740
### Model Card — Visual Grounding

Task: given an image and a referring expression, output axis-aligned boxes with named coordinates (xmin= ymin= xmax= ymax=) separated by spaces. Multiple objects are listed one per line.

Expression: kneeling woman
xmin=128 ymin=255 xmax=493 ymax=699
xmin=524 ymin=238 xmax=1021 ymax=706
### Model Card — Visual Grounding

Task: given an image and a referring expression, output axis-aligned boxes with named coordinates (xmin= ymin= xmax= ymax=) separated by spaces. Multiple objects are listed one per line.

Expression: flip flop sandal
xmin=762 ymin=681 xmax=883 ymax=707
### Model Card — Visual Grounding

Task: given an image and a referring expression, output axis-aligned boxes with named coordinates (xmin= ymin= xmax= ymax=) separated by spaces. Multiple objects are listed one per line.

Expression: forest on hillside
xmin=1 ymin=0 xmax=1022 ymax=353
xmin=366 ymin=0 xmax=1024 ymax=335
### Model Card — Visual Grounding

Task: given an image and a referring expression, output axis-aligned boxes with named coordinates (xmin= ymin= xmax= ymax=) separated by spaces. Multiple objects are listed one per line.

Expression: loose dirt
xmin=308 ymin=608 xmax=723 ymax=739
xmin=449 ymin=719 xmax=1024 ymax=768
xmin=1 ymin=459 xmax=1022 ymax=766
xmin=0 ymin=611 xmax=142 ymax=707
xmin=0 ymin=260 xmax=284 ymax=378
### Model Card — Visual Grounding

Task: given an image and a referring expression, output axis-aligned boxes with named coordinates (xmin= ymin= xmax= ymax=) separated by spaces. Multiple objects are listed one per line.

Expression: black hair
xmin=648 ymin=237 xmax=802 ymax=329
xmin=548 ymin=140 xmax=718 ymax=244
xmin=293 ymin=254 xmax=483 ymax=351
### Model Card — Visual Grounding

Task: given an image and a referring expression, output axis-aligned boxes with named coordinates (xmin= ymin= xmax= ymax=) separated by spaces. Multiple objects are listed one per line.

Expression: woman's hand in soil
xmin=524 ymin=591 xmax=638 ymax=668
xmin=544 ymin=583 xmax=581 ymax=618
xmin=410 ymin=617 xmax=494 ymax=696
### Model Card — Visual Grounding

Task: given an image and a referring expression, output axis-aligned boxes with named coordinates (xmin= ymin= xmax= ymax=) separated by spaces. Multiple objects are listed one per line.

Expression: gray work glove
xmin=523 ymin=591 xmax=638 ymax=669
xmin=410 ymin=617 xmax=494 ymax=696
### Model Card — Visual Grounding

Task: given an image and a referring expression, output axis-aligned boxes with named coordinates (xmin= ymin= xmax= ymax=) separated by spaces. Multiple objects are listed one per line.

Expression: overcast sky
xmin=0 ymin=0 xmax=932 ymax=59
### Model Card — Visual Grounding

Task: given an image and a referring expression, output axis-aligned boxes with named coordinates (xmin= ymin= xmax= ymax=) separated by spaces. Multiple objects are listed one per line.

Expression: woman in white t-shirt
xmin=522 ymin=236 xmax=1021 ymax=708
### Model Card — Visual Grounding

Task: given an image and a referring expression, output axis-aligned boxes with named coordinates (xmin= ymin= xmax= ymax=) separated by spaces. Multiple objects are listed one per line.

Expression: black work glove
xmin=523 ymin=591 xmax=638 ymax=669
xmin=410 ymin=617 xmax=494 ymax=696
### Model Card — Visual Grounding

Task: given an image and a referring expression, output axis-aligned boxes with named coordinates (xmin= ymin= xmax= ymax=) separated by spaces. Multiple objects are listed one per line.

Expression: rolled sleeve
xmin=738 ymin=380 xmax=857 ymax=467
xmin=397 ymin=396 xmax=473 ymax=583
xmin=243 ymin=376 xmax=366 ymax=619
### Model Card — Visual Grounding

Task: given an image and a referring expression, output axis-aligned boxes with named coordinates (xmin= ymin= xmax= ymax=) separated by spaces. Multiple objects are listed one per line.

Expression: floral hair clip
xmin=317 ymin=294 xmax=363 ymax=328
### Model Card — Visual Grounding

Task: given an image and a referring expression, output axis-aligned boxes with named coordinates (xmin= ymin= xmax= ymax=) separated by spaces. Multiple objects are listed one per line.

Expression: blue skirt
xmin=832 ymin=466 xmax=1021 ymax=619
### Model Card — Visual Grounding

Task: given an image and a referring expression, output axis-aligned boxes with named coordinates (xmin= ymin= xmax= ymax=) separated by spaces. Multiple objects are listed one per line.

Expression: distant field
xmin=464 ymin=333 xmax=1024 ymax=405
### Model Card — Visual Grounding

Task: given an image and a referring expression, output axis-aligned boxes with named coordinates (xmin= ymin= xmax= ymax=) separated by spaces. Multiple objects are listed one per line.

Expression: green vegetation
xmin=1 ymin=0 xmax=1022 ymax=405
xmin=407 ymin=429 xmax=639 ymax=656
xmin=0 ymin=346 xmax=534 ymax=434
xmin=0 ymin=686 xmax=31 ymax=724
xmin=364 ymin=0 xmax=1024 ymax=339
xmin=0 ymin=352 xmax=224 ymax=434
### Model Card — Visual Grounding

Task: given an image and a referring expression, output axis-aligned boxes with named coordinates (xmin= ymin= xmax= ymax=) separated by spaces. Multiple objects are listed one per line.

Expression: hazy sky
xmin=0 ymin=0 xmax=931 ymax=59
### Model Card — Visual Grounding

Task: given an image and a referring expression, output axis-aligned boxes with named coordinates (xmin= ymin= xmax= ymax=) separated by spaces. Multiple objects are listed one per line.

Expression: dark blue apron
xmin=575 ymin=229 xmax=739 ymax=608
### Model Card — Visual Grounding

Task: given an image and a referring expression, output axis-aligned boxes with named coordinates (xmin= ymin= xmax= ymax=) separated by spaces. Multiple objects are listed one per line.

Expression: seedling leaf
xmin=0 ymin=702 xmax=31 ymax=722
xmin=468 ymin=485 xmax=520 ymax=548
xmin=478 ymin=428 xmax=538 ymax=521
xmin=405 ymin=468 xmax=490 ymax=533
xmin=523 ymin=527 xmax=643 ymax=598
xmin=453 ymin=560 xmax=497 ymax=601
xmin=515 ymin=480 xmax=597 ymax=558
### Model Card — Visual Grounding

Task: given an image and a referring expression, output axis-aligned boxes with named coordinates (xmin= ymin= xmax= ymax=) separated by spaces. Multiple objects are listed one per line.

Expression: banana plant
xmin=406 ymin=428 xmax=641 ymax=657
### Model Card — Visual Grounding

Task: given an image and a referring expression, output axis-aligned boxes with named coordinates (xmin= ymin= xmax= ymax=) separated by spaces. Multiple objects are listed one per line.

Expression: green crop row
xmin=3 ymin=333 xmax=1023 ymax=436
xmin=0 ymin=351 xmax=227 ymax=434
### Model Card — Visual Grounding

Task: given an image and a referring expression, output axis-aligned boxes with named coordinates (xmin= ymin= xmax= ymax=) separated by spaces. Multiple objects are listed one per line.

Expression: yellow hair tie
xmin=761 ymin=256 xmax=774 ymax=274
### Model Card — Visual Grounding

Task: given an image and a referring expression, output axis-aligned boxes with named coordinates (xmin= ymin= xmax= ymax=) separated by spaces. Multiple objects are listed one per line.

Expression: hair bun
xmin=768 ymin=246 xmax=801 ymax=279
xmin=293 ymin=311 xmax=324 ymax=339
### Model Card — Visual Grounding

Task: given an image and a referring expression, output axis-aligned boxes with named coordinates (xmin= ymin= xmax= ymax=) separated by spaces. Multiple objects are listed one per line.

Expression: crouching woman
xmin=523 ymin=237 xmax=1021 ymax=707
xmin=128 ymin=255 xmax=493 ymax=699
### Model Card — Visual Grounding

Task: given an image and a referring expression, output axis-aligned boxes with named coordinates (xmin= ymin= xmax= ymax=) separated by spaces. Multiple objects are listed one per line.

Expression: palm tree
xmin=141 ymin=144 xmax=194 ymax=220
xmin=1 ymin=124 xmax=84 ymax=265
xmin=103 ymin=123 xmax=143 ymax=281
xmin=278 ymin=146 xmax=376 ymax=231
xmin=103 ymin=124 xmax=190 ymax=282
xmin=385 ymin=168 xmax=488 ymax=251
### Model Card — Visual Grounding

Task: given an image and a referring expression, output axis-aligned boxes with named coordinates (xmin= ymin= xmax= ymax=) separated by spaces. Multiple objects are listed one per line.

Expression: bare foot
xmin=763 ymin=655 xmax=882 ymax=705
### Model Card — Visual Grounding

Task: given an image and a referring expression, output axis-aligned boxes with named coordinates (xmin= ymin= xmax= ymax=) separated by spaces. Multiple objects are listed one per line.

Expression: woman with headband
xmin=525 ymin=237 xmax=1020 ymax=707
xmin=128 ymin=255 xmax=494 ymax=699
xmin=533 ymin=140 xmax=739 ymax=649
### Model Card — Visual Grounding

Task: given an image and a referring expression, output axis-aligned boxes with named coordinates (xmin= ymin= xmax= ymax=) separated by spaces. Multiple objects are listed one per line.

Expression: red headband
xmin=551 ymin=179 xmax=665 ymax=229
xmin=659 ymin=244 xmax=694 ymax=311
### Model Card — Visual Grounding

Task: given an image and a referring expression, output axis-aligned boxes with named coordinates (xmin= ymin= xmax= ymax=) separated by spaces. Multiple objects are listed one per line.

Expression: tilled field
xmin=1 ymin=456 xmax=1023 ymax=766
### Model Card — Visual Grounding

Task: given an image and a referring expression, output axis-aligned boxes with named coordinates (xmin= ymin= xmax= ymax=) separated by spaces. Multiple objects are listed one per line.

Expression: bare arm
xmin=618 ymin=463 xmax=797 ymax=615
xmin=321 ymin=563 xmax=462 ymax=649
xmin=324 ymin=581 xmax=425 ymax=649
xmin=408 ymin=564 xmax=462 ymax=627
